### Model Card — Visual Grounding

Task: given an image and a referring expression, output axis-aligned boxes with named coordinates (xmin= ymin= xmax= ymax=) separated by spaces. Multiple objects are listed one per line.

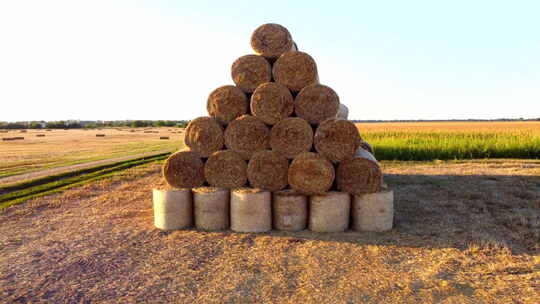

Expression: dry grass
xmin=0 ymin=160 xmax=539 ymax=303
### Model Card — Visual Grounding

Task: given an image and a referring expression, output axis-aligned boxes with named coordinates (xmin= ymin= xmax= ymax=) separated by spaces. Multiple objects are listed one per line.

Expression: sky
xmin=1 ymin=0 xmax=539 ymax=122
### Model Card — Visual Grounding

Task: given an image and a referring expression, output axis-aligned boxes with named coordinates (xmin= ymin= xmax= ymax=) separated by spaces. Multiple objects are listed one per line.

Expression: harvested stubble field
xmin=0 ymin=128 xmax=183 ymax=179
xmin=358 ymin=121 xmax=540 ymax=160
xmin=1 ymin=160 xmax=539 ymax=303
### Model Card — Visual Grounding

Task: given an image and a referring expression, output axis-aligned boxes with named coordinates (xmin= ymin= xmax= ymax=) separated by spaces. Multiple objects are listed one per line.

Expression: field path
xmin=0 ymin=160 xmax=538 ymax=303
xmin=0 ymin=149 xmax=173 ymax=186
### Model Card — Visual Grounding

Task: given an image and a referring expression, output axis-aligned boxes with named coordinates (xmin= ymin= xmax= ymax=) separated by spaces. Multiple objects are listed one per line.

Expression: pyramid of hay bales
xmin=163 ymin=23 xmax=382 ymax=195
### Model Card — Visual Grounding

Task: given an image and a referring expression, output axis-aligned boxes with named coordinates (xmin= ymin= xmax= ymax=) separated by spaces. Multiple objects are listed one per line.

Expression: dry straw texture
xmin=295 ymin=84 xmax=340 ymax=124
xmin=270 ymin=117 xmax=313 ymax=159
xmin=224 ymin=115 xmax=269 ymax=160
xmin=204 ymin=150 xmax=247 ymax=188
xmin=207 ymin=85 xmax=249 ymax=125
xmin=337 ymin=148 xmax=382 ymax=195
xmin=309 ymin=191 xmax=351 ymax=232
xmin=184 ymin=116 xmax=224 ymax=157
xmin=272 ymin=190 xmax=308 ymax=231
xmin=250 ymin=23 xmax=296 ymax=59
xmin=314 ymin=118 xmax=362 ymax=163
xmin=192 ymin=187 xmax=230 ymax=231
xmin=250 ymin=82 xmax=294 ymax=125
xmin=288 ymin=152 xmax=335 ymax=195
xmin=247 ymin=150 xmax=289 ymax=191
xmin=231 ymin=55 xmax=272 ymax=93
xmin=273 ymin=51 xmax=318 ymax=92
xmin=162 ymin=150 xmax=205 ymax=188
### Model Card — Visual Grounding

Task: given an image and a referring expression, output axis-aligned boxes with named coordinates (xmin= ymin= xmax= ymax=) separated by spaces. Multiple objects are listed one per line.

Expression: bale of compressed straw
xmin=269 ymin=117 xmax=313 ymax=159
xmin=250 ymin=82 xmax=294 ymax=125
xmin=184 ymin=116 xmax=224 ymax=157
xmin=192 ymin=187 xmax=230 ymax=231
xmin=337 ymin=104 xmax=349 ymax=120
xmin=207 ymin=85 xmax=249 ymax=125
xmin=351 ymin=189 xmax=393 ymax=232
xmin=250 ymin=23 xmax=297 ymax=60
xmin=162 ymin=150 xmax=205 ymax=189
xmin=294 ymin=84 xmax=341 ymax=124
xmin=272 ymin=190 xmax=308 ymax=231
xmin=314 ymin=118 xmax=361 ymax=163
xmin=224 ymin=115 xmax=269 ymax=160
xmin=230 ymin=188 xmax=271 ymax=233
xmin=204 ymin=150 xmax=247 ymax=188
xmin=288 ymin=152 xmax=334 ymax=195
xmin=273 ymin=51 xmax=319 ymax=92
xmin=359 ymin=140 xmax=374 ymax=155
xmin=309 ymin=191 xmax=351 ymax=232
xmin=231 ymin=55 xmax=272 ymax=93
xmin=247 ymin=150 xmax=289 ymax=191
xmin=153 ymin=189 xmax=193 ymax=230
xmin=336 ymin=148 xmax=382 ymax=195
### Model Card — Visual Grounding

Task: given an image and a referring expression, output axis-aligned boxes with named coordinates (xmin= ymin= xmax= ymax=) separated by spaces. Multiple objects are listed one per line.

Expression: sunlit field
xmin=357 ymin=121 xmax=540 ymax=160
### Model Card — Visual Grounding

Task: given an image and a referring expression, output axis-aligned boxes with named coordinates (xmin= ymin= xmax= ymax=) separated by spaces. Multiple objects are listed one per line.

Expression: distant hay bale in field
xmin=45 ymin=129 xmax=52 ymax=131
xmin=162 ymin=150 xmax=205 ymax=188
xmin=230 ymin=188 xmax=271 ymax=233
xmin=309 ymin=192 xmax=351 ymax=232
xmin=130 ymin=130 xmax=135 ymax=133
xmin=295 ymin=84 xmax=340 ymax=124
xmin=144 ymin=131 xmax=152 ymax=133
xmin=207 ymin=85 xmax=249 ymax=125
xmin=96 ymin=134 xmax=106 ymax=137
xmin=160 ymin=136 xmax=169 ymax=140
xmin=153 ymin=189 xmax=193 ymax=230
xmin=247 ymin=150 xmax=289 ymax=191
xmin=250 ymin=23 xmax=296 ymax=60
xmin=272 ymin=190 xmax=308 ymax=231
xmin=359 ymin=140 xmax=374 ymax=155
xmin=269 ymin=117 xmax=313 ymax=159
xmin=2 ymin=137 xmax=24 ymax=141
xmin=250 ymin=82 xmax=294 ymax=125
xmin=314 ymin=119 xmax=361 ymax=163
xmin=273 ymin=51 xmax=318 ymax=92
xmin=231 ymin=55 xmax=272 ymax=93
xmin=192 ymin=187 xmax=230 ymax=231
xmin=288 ymin=152 xmax=335 ymax=195
xmin=336 ymin=148 xmax=382 ymax=195
xmin=36 ymin=134 xmax=45 ymax=137
xmin=224 ymin=115 xmax=269 ymax=160
xmin=204 ymin=150 xmax=247 ymax=188
xmin=184 ymin=117 xmax=224 ymax=157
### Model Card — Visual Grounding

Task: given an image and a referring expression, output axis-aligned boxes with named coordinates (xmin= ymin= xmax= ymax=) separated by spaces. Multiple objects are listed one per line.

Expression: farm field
xmin=0 ymin=128 xmax=183 ymax=180
xmin=1 ymin=159 xmax=538 ymax=303
xmin=357 ymin=121 xmax=540 ymax=160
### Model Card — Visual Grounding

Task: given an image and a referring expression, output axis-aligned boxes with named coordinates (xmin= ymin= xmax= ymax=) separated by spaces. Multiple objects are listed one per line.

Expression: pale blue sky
xmin=1 ymin=0 xmax=539 ymax=121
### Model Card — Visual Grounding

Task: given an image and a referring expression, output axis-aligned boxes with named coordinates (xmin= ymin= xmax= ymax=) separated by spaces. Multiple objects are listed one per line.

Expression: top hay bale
xmin=273 ymin=51 xmax=319 ymax=92
xmin=295 ymin=84 xmax=340 ymax=124
xmin=185 ymin=116 xmax=224 ymax=157
xmin=250 ymin=23 xmax=297 ymax=60
xmin=231 ymin=55 xmax=272 ymax=93
xmin=162 ymin=150 xmax=205 ymax=188
xmin=207 ymin=85 xmax=249 ymax=125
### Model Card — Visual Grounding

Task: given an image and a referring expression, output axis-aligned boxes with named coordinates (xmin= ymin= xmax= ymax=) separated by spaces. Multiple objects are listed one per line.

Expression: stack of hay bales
xmin=156 ymin=23 xmax=392 ymax=233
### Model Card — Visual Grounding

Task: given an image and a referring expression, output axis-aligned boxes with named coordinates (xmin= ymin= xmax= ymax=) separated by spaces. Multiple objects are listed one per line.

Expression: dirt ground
xmin=1 ymin=160 xmax=539 ymax=303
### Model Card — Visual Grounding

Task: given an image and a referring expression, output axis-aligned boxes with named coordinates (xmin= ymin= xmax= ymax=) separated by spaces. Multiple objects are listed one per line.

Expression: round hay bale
xmin=273 ymin=51 xmax=318 ymax=92
xmin=352 ymin=190 xmax=394 ymax=232
xmin=337 ymin=103 xmax=349 ymax=120
xmin=309 ymin=191 xmax=351 ymax=232
xmin=295 ymin=84 xmax=340 ymax=124
xmin=192 ymin=187 xmax=230 ymax=231
xmin=336 ymin=148 xmax=382 ymax=195
xmin=250 ymin=82 xmax=294 ymax=125
xmin=247 ymin=150 xmax=288 ymax=191
xmin=272 ymin=190 xmax=308 ymax=231
xmin=314 ymin=119 xmax=361 ymax=163
xmin=153 ymin=189 xmax=193 ymax=230
xmin=288 ymin=152 xmax=335 ymax=195
xmin=184 ymin=116 xmax=224 ymax=157
xmin=231 ymin=55 xmax=272 ymax=93
xmin=162 ymin=150 xmax=205 ymax=188
xmin=224 ymin=115 xmax=269 ymax=160
xmin=250 ymin=23 xmax=296 ymax=59
xmin=204 ymin=150 xmax=247 ymax=188
xmin=230 ymin=188 xmax=271 ymax=233
xmin=359 ymin=140 xmax=374 ymax=155
xmin=269 ymin=117 xmax=313 ymax=159
xmin=207 ymin=85 xmax=249 ymax=125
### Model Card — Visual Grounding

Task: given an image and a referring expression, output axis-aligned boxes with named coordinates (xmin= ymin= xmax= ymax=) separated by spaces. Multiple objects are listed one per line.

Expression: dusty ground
xmin=0 ymin=160 xmax=539 ymax=303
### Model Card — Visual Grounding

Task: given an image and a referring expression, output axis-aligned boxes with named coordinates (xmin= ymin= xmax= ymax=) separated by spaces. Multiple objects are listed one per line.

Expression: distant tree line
xmin=0 ymin=120 xmax=190 ymax=129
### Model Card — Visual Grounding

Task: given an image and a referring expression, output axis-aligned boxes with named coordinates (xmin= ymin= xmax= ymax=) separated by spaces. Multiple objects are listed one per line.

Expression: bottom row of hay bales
xmin=153 ymin=187 xmax=393 ymax=233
